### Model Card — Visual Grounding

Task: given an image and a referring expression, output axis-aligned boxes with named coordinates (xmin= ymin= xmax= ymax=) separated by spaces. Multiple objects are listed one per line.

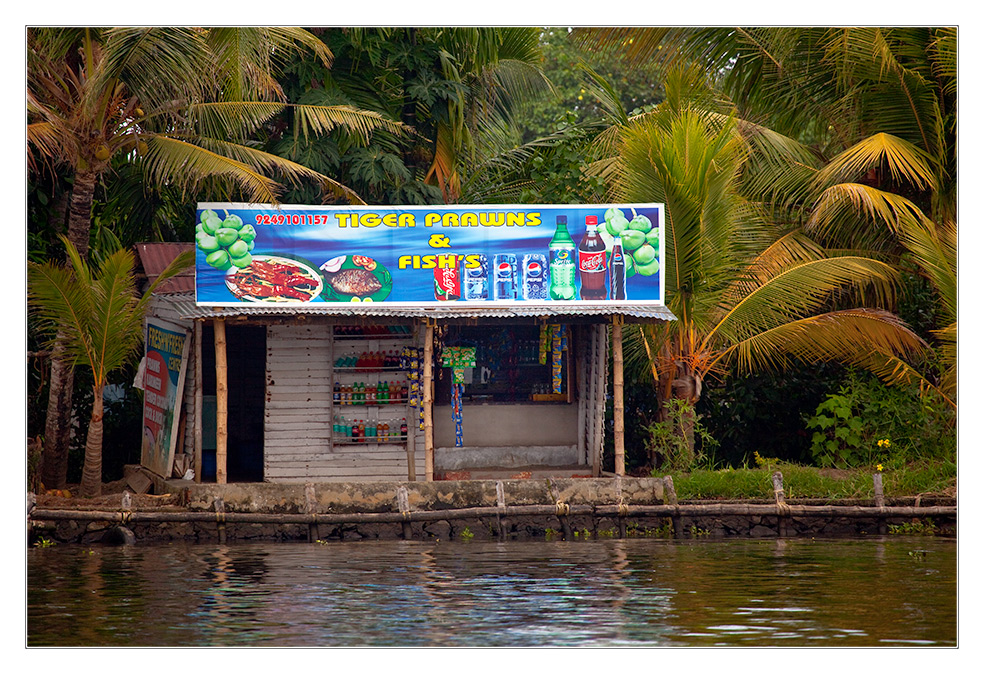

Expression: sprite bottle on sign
xmin=548 ymin=215 xmax=577 ymax=300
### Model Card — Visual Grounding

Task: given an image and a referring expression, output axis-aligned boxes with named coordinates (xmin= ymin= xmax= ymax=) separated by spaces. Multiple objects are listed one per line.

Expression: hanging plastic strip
xmin=551 ymin=325 xmax=564 ymax=393
xmin=451 ymin=380 xmax=464 ymax=447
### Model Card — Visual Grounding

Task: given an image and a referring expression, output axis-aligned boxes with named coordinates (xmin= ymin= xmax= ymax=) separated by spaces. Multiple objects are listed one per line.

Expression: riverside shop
xmin=136 ymin=203 xmax=674 ymax=485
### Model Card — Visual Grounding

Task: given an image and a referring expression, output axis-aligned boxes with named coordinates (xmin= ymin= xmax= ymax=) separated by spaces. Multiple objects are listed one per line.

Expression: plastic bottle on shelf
xmin=333 ymin=381 xmax=341 ymax=405
xmin=368 ymin=382 xmax=377 ymax=404
xmin=382 ymin=421 xmax=390 ymax=439
xmin=400 ymin=418 xmax=408 ymax=438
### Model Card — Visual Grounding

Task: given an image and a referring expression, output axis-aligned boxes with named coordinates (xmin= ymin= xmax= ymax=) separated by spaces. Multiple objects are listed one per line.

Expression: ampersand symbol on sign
xmin=428 ymin=234 xmax=451 ymax=248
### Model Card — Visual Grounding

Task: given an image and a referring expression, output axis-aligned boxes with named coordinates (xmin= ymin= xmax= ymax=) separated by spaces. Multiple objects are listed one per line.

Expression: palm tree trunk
xmin=80 ymin=386 xmax=104 ymax=498
xmin=41 ymin=341 xmax=74 ymax=490
xmin=38 ymin=189 xmax=74 ymax=490
xmin=65 ymin=168 xmax=97 ymax=258
xmin=670 ymin=364 xmax=702 ymax=468
xmin=40 ymin=168 xmax=97 ymax=489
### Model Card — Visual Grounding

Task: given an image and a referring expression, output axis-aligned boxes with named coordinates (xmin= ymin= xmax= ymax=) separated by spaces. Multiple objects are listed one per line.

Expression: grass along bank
xmin=658 ymin=459 xmax=956 ymax=502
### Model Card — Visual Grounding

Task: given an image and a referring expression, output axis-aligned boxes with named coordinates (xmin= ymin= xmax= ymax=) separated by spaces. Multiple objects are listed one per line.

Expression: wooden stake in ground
xmin=423 ymin=322 xmax=435 ymax=482
xmin=194 ymin=320 xmax=203 ymax=484
xmin=214 ymin=318 xmax=227 ymax=485
xmin=613 ymin=316 xmax=625 ymax=476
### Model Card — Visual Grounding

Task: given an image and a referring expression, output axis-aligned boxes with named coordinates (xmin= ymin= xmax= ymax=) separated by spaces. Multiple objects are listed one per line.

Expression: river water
xmin=27 ymin=536 xmax=956 ymax=647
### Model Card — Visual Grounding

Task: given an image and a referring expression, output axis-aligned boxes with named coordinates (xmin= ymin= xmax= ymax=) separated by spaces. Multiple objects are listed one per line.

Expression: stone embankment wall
xmin=28 ymin=477 xmax=956 ymax=545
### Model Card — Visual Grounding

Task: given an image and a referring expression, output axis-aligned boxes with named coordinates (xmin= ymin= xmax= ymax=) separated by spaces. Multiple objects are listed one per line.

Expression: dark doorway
xmin=201 ymin=323 xmax=266 ymax=482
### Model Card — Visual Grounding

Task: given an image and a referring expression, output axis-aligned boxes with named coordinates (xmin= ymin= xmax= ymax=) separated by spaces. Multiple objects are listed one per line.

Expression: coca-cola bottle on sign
xmin=577 ymin=215 xmax=607 ymax=300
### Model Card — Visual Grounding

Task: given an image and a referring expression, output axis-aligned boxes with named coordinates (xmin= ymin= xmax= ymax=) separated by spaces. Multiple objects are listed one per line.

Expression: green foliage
xmin=512 ymin=28 xmax=665 ymax=142
xmin=272 ymin=27 xmax=548 ymax=204
xmin=697 ymin=363 xmax=844 ymax=466
xmin=806 ymin=394 xmax=866 ymax=468
xmin=644 ymin=398 xmax=717 ymax=472
xmin=889 ymin=519 xmax=940 ymax=536
xmin=806 ymin=370 xmax=955 ymax=469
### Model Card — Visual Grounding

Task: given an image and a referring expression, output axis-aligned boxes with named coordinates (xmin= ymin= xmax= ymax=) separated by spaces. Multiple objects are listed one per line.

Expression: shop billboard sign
xmin=194 ymin=203 xmax=664 ymax=307
xmin=139 ymin=317 xmax=189 ymax=478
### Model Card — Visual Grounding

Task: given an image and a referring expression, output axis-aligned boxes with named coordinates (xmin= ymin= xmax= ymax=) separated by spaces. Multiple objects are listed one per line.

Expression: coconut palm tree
xmin=808 ymin=140 xmax=956 ymax=405
xmin=28 ymin=26 xmax=408 ymax=488
xmin=28 ymin=239 xmax=193 ymax=497
xmin=611 ymin=105 xmax=926 ymax=467
xmin=579 ymin=28 xmax=956 ymax=394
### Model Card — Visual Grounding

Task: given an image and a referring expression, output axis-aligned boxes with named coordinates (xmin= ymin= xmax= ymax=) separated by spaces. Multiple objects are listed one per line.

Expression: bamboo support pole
xmin=193 ymin=320 xmax=203 ymax=484
xmin=612 ymin=317 xmax=625 ymax=476
xmin=423 ymin=323 xmax=435 ymax=482
xmin=590 ymin=326 xmax=602 ymax=476
xmin=214 ymin=319 xmax=228 ymax=485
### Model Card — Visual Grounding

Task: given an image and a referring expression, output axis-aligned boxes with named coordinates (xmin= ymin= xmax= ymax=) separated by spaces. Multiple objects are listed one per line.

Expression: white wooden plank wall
xmin=264 ymin=324 xmax=425 ymax=483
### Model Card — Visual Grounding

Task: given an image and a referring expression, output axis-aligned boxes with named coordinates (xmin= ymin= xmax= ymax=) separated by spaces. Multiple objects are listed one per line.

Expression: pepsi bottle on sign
xmin=577 ymin=215 xmax=607 ymax=300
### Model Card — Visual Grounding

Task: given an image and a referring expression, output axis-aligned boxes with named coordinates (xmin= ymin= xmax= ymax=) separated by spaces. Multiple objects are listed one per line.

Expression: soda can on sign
xmin=434 ymin=257 xmax=461 ymax=301
xmin=463 ymin=254 xmax=489 ymax=300
xmin=493 ymin=254 xmax=517 ymax=300
xmin=521 ymin=253 xmax=549 ymax=300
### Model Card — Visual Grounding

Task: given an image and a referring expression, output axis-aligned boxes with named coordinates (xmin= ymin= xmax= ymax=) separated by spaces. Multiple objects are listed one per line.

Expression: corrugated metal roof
xmin=134 ymin=242 xmax=196 ymax=295
xmin=161 ymin=293 xmax=676 ymax=322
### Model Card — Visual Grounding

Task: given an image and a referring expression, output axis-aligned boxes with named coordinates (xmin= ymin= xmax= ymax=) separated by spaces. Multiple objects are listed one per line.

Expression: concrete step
xmin=434 ymin=465 xmax=595 ymax=481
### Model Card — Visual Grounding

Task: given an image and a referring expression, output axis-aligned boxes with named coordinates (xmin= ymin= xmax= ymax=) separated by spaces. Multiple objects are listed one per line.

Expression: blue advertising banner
xmin=194 ymin=203 xmax=664 ymax=307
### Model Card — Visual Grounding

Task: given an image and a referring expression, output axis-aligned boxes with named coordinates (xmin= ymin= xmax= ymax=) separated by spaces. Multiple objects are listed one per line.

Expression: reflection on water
xmin=27 ymin=537 xmax=956 ymax=647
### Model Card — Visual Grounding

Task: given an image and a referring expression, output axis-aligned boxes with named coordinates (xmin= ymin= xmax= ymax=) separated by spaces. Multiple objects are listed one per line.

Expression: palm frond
xmin=141 ymin=135 xmax=284 ymax=203
xmin=28 ymin=259 xmax=96 ymax=369
xmin=709 ymin=256 xmax=902 ymax=348
xmin=929 ymin=27 xmax=957 ymax=97
xmin=205 ymin=27 xmax=333 ymax=102
xmin=88 ymin=248 xmax=142 ymax=384
xmin=725 ymin=229 xmax=827 ymax=301
xmin=932 ymin=322 xmax=956 ymax=402
xmin=807 ymin=182 xmax=931 ymax=253
xmin=187 ymin=135 xmax=367 ymax=205
xmin=715 ymin=308 xmax=926 ymax=377
xmin=815 ymin=132 xmax=937 ymax=191
xmin=897 ymin=217 xmax=956 ymax=323
xmin=292 ymin=104 xmax=408 ymax=143
xmin=855 ymin=338 xmax=955 ymax=408
xmin=93 ymin=27 xmax=212 ymax=110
